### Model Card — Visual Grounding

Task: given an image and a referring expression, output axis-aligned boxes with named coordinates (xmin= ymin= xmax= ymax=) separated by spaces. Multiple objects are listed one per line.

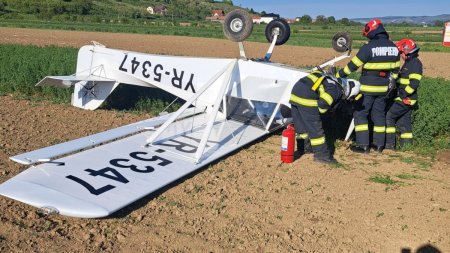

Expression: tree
xmin=315 ymin=15 xmax=326 ymax=24
xmin=0 ymin=1 xmax=6 ymax=12
xmin=327 ymin=16 xmax=336 ymax=24
xmin=299 ymin=15 xmax=312 ymax=24
xmin=339 ymin=17 xmax=350 ymax=26
xmin=434 ymin=20 xmax=444 ymax=27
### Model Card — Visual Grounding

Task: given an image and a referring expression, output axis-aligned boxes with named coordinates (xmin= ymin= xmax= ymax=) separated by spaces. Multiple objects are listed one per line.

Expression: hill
xmin=0 ymin=0 xmax=244 ymax=20
xmin=352 ymin=14 xmax=450 ymax=25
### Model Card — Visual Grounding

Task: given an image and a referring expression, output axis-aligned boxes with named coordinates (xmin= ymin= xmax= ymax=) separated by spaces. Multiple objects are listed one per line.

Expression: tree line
xmin=0 ymin=0 xmax=237 ymax=20
xmin=295 ymin=14 xmax=361 ymax=26
xmin=0 ymin=0 xmax=93 ymax=15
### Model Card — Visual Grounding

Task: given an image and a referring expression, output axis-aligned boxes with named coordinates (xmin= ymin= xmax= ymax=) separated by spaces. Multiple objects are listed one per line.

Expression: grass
xmin=193 ymin=185 xmax=204 ymax=193
xmin=167 ymin=200 xmax=183 ymax=208
xmin=330 ymin=161 xmax=351 ymax=170
xmin=399 ymin=156 xmax=432 ymax=171
xmin=369 ymin=174 xmax=401 ymax=185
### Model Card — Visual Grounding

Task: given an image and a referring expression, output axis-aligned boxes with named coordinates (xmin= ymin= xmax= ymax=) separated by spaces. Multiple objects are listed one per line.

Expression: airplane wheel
xmin=223 ymin=9 xmax=253 ymax=42
xmin=265 ymin=19 xmax=291 ymax=45
xmin=332 ymin=32 xmax=352 ymax=52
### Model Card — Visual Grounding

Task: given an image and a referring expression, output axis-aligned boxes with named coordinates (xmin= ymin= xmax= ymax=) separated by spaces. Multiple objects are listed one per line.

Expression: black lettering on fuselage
xmin=172 ymin=68 xmax=183 ymax=89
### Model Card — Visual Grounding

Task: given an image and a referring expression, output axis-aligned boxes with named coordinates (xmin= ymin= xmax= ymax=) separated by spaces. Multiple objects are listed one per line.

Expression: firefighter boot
xmin=372 ymin=145 xmax=384 ymax=153
xmin=350 ymin=144 xmax=370 ymax=154
xmin=385 ymin=143 xmax=396 ymax=150
xmin=313 ymin=152 xmax=338 ymax=164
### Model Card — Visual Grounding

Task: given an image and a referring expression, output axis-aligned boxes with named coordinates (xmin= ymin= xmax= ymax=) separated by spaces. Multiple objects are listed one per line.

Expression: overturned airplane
xmin=0 ymin=10 xmax=354 ymax=218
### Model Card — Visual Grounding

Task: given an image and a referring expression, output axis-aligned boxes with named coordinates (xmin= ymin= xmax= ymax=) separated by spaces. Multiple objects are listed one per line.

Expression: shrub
xmin=0 ymin=44 xmax=76 ymax=101
xmin=412 ymin=77 xmax=450 ymax=146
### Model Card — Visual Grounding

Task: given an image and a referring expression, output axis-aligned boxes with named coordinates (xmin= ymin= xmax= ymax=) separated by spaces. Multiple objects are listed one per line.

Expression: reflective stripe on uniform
xmin=386 ymin=127 xmax=396 ymax=134
xmin=290 ymin=94 xmax=318 ymax=107
xmin=355 ymin=94 xmax=363 ymax=101
xmin=395 ymin=97 xmax=417 ymax=105
xmin=343 ymin=65 xmax=351 ymax=75
xmin=400 ymin=132 xmax=413 ymax=139
xmin=310 ymin=136 xmax=326 ymax=146
xmin=351 ymin=56 xmax=364 ymax=67
xmin=409 ymin=73 xmax=422 ymax=80
xmin=355 ymin=124 xmax=369 ymax=132
xmin=373 ymin=126 xmax=386 ymax=133
xmin=306 ymin=73 xmax=319 ymax=84
xmin=399 ymin=78 xmax=410 ymax=85
xmin=297 ymin=133 xmax=309 ymax=140
xmin=391 ymin=73 xmax=399 ymax=79
xmin=318 ymin=107 xmax=328 ymax=114
xmin=311 ymin=76 xmax=325 ymax=91
xmin=360 ymin=85 xmax=389 ymax=93
xmin=405 ymin=85 xmax=415 ymax=94
xmin=363 ymin=61 xmax=401 ymax=70
xmin=318 ymin=85 xmax=334 ymax=105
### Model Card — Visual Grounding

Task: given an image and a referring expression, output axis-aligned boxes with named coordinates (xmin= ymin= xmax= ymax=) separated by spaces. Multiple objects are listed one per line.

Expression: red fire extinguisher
xmin=281 ymin=123 xmax=295 ymax=163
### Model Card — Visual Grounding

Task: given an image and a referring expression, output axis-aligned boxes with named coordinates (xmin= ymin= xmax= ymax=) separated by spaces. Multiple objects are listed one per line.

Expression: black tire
xmin=332 ymin=32 xmax=352 ymax=52
xmin=265 ymin=19 xmax=291 ymax=45
xmin=223 ymin=9 xmax=253 ymax=42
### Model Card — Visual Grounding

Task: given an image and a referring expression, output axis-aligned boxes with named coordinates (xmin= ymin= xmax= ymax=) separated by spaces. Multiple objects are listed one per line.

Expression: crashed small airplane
xmin=0 ymin=10 xmax=354 ymax=218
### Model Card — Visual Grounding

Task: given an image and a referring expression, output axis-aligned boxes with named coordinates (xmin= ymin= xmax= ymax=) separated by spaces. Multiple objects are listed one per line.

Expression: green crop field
xmin=0 ymin=18 xmax=449 ymax=53
xmin=0 ymin=44 xmax=448 ymax=151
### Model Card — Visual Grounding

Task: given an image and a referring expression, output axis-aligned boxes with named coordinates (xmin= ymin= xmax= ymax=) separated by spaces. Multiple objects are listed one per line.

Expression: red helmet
xmin=362 ymin=19 xmax=383 ymax=37
xmin=396 ymin=38 xmax=419 ymax=55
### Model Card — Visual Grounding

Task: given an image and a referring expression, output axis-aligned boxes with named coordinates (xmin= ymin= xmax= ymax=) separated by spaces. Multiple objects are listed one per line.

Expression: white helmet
xmin=338 ymin=78 xmax=360 ymax=100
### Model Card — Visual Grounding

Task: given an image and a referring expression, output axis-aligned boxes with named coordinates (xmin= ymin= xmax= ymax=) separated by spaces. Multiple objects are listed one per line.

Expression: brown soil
xmin=0 ymin=28 xmax=449 ymax=253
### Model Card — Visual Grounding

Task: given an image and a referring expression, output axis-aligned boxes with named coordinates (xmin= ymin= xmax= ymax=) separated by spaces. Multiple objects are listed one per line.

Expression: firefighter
xmin=290 ymin=71 xmax=360 ymax=164
xmin=336 ymin=19 xmax=400 ymax=153
xmin=385 ymin=38 xmax=423 ymax=149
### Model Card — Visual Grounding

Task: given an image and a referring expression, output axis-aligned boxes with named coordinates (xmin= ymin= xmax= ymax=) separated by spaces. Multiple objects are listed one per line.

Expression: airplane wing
xmin=0 ymin=108 xmax=279 ymax=218
xmin=1 ymin=56 xmax=301 ymax=218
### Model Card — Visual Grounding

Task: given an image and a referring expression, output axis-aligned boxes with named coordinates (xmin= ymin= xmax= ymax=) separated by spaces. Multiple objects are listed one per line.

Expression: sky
xmin=232 ymin=0 xmax=450 ymax=19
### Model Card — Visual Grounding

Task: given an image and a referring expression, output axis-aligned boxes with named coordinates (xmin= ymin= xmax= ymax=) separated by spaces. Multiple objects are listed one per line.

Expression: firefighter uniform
xmin=386 ymin=51 xmax=423 ymax=148
xmin=289 ymin=71 xmax=343 ymax=163
xmin=337 ymin=26 xmax=400 ymax=152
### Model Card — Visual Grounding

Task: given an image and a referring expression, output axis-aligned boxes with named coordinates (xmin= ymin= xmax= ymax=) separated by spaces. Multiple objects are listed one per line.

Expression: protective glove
xmin=402 ymin=97 xmax=412 ymax=106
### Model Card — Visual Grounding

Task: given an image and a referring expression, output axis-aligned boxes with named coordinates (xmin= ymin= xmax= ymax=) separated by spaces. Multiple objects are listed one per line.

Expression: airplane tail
xmin=37 ymin=75 xmax=119 ymax=110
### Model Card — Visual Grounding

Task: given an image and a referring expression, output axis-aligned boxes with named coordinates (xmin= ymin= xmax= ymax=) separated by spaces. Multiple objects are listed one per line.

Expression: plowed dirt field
xmin=0 ymin=28 xmax=449 ymax=253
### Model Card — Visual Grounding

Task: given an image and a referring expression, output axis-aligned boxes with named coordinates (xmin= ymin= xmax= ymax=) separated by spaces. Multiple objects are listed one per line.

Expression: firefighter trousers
xmin=291 ymin=104 xmax=329 ymax=159
xmin=386 ymin=101 xmax=413 ymax=147
xmin=353 ymin=95 xmax=386 ymax=147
